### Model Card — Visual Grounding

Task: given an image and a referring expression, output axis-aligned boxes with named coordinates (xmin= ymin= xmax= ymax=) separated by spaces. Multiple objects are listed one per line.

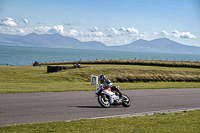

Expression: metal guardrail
xmin=47 ymin=64 xmax=83 ymax=73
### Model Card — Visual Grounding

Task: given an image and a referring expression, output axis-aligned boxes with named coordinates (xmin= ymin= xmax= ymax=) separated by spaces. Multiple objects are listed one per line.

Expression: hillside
xmin=109 ymin=38 xmax=200 ymax=54
xmin=0 ymin=33 xmax=200 ymax=54
xmin=0 ymin=33 xmax=106 ymax=50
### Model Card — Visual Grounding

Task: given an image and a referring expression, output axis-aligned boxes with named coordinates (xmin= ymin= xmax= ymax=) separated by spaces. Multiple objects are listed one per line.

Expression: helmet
xmin=99 ymin=75 xmax=105 ymax=82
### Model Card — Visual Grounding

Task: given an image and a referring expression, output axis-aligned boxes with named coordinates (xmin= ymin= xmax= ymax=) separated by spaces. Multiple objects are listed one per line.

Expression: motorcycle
xmin=95 ymin=84 xmax=131 ymax=108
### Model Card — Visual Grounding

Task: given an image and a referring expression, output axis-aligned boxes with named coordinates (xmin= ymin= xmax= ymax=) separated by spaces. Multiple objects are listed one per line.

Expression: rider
xmin=99 ymin=74 xmax=122 ymax=98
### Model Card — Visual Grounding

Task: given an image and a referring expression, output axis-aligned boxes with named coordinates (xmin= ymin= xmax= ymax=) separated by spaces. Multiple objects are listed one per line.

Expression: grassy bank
xmin=1 ymin=110 xmax=199 ymax=132
xmin=42 ymin=60 xmax=200 ymax=82
xmin=0 ymin=64 xmax=199 ymax=93
xmin=41 ymin=59 xmax=200 ymax=68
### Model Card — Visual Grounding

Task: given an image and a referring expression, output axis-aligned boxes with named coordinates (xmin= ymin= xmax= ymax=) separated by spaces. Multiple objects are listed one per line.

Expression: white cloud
xmin=119 ymin=27 xmax=126 ymax=32
xmin=16 ymin=28 xmax=26 ymax=34
xmin=88 ymin=31 xmax=104 ymax=37
xmin=126 ymin=27 xmax=139 ymax=34
xmin=0 ymin=27 xmax=14 ymax=34
xmin=0 ymin=26 xmax=32 ymax=35
xmin=180 ymin=32 xmax=196 ymax=39
xmin=119 ymin=27 xmax=139 ymax=34
xmin=158 ymin=30 xmax=169 ymax=36
xmin=171 ymin=30 xmax=196 ymax=39
xmin=34 ymin=25 xmax=64 ymax=34
xmin=108 ymin=28 xmax=120 ymax=34
xmin=70 ymin=28 xmax=105 ymax=37
xmin=68 ymin=29 xmax=79 ymax=36
xmin=34 ymin=26 xmax=51 ymax=33
xmin=48 ymin=25 xmax=64 ymax=34
xmin=78 ymin=36 xmax=112 ymax=45
xmin=66 ymin=27 xmax=140 ymax=45
xmin=91 ymin=27 xmax=98 ymax=32
xmin=140 ymin=32 xmax=148 ymax=37
xmin=171 ymin=30 xmax=179 ymax=38
xmin=0 ymin=17 xmax=18 ymax=27
xmin=92 ymin=37 xmax=110 ymax=43
xmin=154 ymin=32 xmax=158 ymax=35
xmin=107 ymin=27 xmax=139 ymax=37
xmin=155 ymin=30 xmax=197 ymax=39
xmin=23 ymin=19 xmax=28 ymax=25
xmin=107 ymin=28 xmax=121 ymax=36
xmin=18 ymin=18 xmax=29 ymax=25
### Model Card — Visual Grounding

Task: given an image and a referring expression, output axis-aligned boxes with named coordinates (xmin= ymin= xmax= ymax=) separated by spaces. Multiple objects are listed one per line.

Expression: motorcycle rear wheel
xmin=122 ymin=94 xmax=131 ymax=107
xmin=98 ymin=95 xmax=110 ymax=108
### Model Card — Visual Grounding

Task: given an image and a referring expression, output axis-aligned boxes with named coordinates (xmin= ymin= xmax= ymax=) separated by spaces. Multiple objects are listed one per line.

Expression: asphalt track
xmin=0 ymin=88 xmax=200 ymax=127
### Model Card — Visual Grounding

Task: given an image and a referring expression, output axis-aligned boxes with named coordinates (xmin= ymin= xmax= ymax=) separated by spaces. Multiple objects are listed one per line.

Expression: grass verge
xmin=0 ymin=110 xmax=199 ymax=132
xmin=0 ymin=65 xmax=200 ymax=93
xmin=0 ymin=82 xmax=200 ymax=93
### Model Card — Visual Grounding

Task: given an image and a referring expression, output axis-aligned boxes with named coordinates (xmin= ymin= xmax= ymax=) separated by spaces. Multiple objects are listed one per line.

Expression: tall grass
xmin=41 ymin=59 xmax=200 ymax=68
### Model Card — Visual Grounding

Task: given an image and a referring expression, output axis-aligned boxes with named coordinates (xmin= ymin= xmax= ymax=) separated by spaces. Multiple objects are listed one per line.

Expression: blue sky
xmin=0 ymin=0 xmax=199 ymax=46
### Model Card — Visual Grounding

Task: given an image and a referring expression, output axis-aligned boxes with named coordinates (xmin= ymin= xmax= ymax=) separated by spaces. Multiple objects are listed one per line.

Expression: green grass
xmin=1 ymin=110 xmax=199 ymax=132
xmin=41 ymin=59 xmax=200 ymax=68
xmin=1 ymin=82 xmax=200 ymax=93
xmin=0 ymin=65 xmax=200 ymax=93
xmin=77 ymin=64 xmax=200 ymax=82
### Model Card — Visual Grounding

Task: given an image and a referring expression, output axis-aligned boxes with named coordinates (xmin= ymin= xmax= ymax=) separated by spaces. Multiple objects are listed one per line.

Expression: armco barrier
xmin=47 ymin=66 xmax=68 ymax=73
xmin=47 ymin=64 xmax=83 ymax=73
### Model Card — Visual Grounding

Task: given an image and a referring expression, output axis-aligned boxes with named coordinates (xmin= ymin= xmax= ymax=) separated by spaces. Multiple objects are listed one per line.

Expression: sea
xmin=0 ymin=45 xmax=200 ymax=66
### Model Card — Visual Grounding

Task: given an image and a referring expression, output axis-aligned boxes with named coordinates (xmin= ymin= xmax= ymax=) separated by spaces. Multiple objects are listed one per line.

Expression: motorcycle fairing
xmin=95 ymin=84 xmax=120 ymax=104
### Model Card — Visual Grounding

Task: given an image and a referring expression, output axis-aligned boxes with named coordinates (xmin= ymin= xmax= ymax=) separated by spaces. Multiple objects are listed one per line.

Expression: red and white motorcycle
xmin=91 ymin=76 xmax=131 ymax=108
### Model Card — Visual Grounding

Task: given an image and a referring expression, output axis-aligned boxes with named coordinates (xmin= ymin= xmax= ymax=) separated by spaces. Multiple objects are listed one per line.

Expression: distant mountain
xmin=0 ymin=33 xmax=199 ymax=54
xmin=0 ymin=33 xmax=106 ymax=50
xmin=108 ymin=38 xmax=200 ymax=54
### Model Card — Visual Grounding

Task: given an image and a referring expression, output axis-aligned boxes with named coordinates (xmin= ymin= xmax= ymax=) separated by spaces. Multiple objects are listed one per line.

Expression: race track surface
xmin=0 ymin=88 xmax=200 ymax=126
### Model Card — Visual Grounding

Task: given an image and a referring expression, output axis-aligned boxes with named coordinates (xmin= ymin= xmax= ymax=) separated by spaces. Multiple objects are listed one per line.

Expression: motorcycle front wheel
xmin=122 ymin=94 xmax=131 ymax=107
xmin=98 ymin=95 xmax=110 ymax=108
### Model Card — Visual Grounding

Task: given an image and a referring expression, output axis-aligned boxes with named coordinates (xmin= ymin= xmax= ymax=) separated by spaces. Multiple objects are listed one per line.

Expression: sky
xmin=0 ymin=0 xmax=200 ymax=46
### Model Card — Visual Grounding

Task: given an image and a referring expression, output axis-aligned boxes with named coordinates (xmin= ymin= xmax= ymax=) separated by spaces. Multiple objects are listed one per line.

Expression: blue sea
xmin=0 ymin=45 xmax=200 ymax=66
